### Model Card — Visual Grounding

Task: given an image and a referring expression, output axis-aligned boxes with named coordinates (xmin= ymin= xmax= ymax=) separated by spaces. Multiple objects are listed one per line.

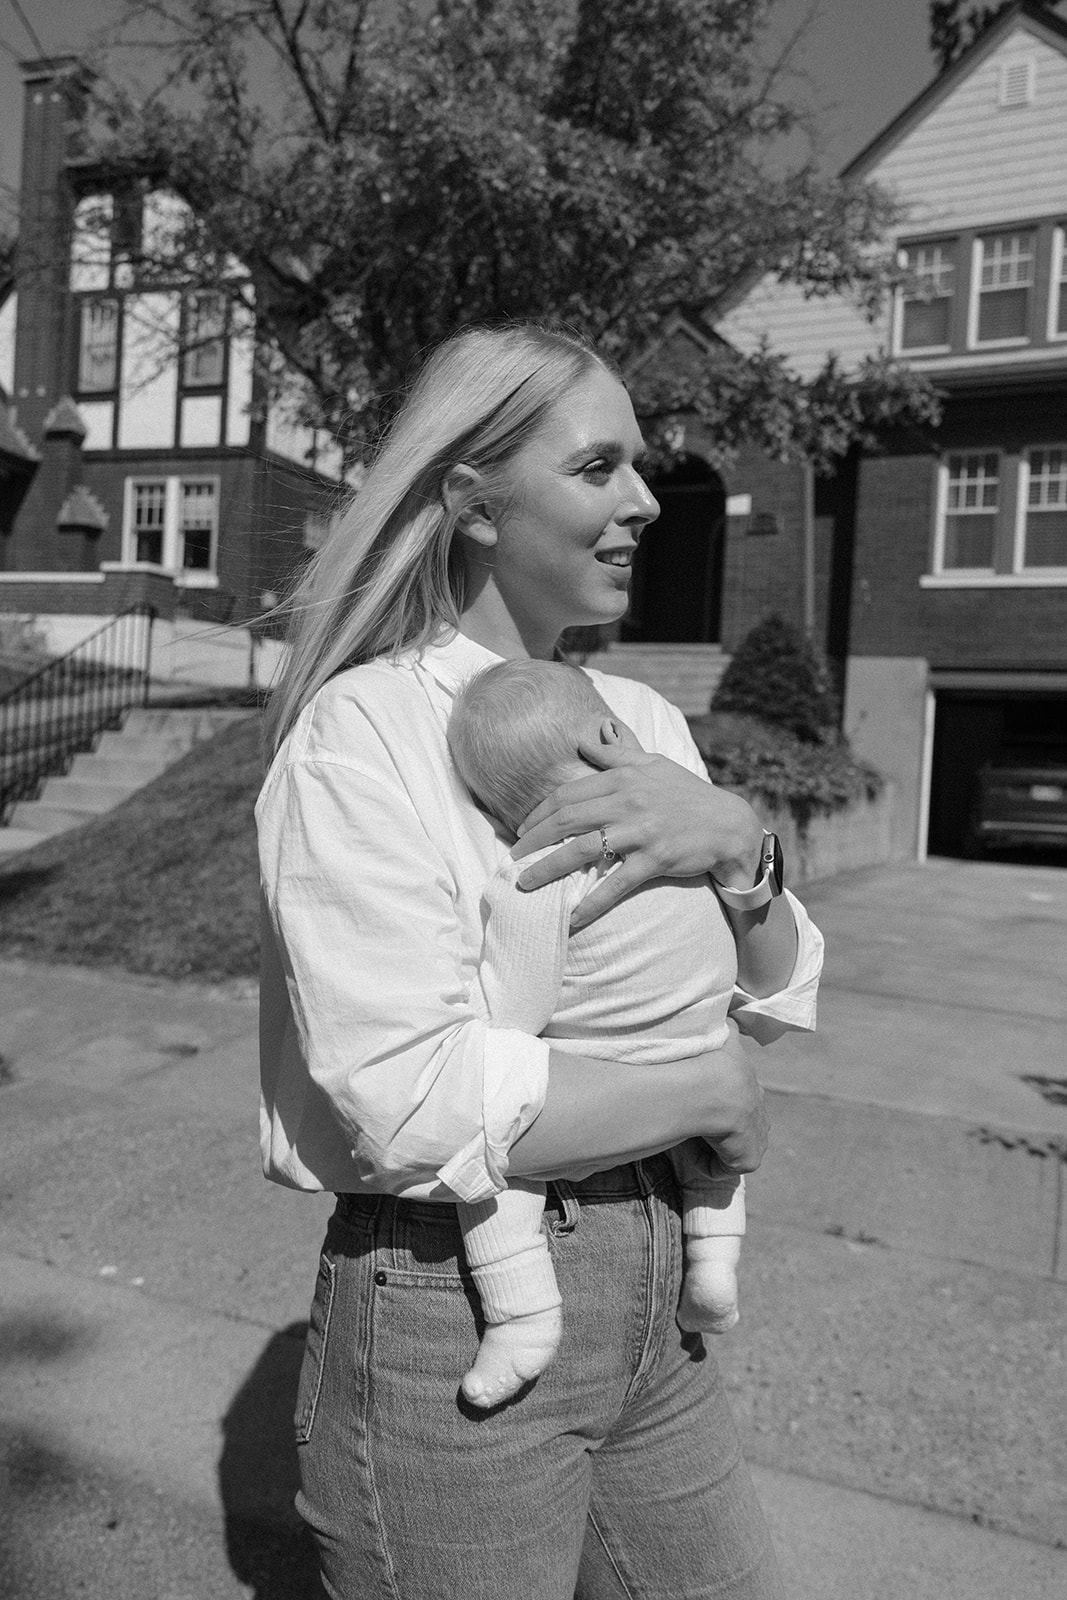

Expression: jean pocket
xmin=295 ymin=1252 xmax=337 ymax=1446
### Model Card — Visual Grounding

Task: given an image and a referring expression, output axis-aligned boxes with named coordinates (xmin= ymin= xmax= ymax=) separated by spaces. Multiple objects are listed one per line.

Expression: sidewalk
xmin=1 ymin=858 xmax=1065 ymax=1598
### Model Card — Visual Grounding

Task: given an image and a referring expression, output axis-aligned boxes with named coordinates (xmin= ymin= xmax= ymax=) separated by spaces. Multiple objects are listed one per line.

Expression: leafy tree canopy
xmin=82 ymin=0 xmax=938 ymax=466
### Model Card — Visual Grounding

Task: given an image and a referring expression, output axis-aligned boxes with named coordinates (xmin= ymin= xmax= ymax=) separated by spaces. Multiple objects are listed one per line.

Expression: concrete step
xmin=4 ymin=706 xmax=253 ymax=840
xmin=0 ymin=825 xmax=50 ymax=854
xmin=6 ymin=800 xmax=97 ymax=835
xmin=67 ymin=751 xmax=169 ymax=785
xmin=36 ymin=775 xmax=137 ymax=812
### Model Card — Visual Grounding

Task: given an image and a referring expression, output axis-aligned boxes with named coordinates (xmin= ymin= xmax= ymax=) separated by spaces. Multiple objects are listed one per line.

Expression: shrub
xmin=711 ymin=613 xmax=838 ymax=743
xmin=689 ymin=709 xmax=884 ymax=830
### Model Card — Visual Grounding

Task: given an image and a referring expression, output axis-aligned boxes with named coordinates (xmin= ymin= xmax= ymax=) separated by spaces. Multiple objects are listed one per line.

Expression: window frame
xmin=1016 ymin=447 xmax=1067 ymax=577
xmin=75 ymin=296 xmax=122 ymax=396
xmin=180 ymin=291 xmax=228 ymax=391
xmin=933 ymin=450 xmax=1002 ymax=575
xmin=968 ymin=230 xmax=1036 ymax=349
xmin=894 ymin=238 xmax=957 ymax=356
xmin=122 ymin=474 xmax=221 ymax=585
xmin=1048 ymin=226 xmax=1067 ymax=343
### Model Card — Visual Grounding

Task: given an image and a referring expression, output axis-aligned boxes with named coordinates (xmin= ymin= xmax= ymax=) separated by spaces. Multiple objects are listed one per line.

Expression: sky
xmin=0 ymin=0 xmax=943 ymax=215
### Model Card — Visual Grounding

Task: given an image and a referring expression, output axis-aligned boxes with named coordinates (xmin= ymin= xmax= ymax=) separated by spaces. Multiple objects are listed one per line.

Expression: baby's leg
xmin=457 ymin=1181 xmax=562 ymax=1408
xmin=669 ymin=1140 xmax=746 ymax=1335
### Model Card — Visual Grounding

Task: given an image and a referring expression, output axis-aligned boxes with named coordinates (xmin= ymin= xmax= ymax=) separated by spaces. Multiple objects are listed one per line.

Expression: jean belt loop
xmin=551 ymin=1179 xmax=580 ymax=1234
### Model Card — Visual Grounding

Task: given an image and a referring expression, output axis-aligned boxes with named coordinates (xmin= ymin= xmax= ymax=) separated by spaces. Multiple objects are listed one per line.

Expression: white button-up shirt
xmin=257 ymin=631 xmax=823 ymax=1203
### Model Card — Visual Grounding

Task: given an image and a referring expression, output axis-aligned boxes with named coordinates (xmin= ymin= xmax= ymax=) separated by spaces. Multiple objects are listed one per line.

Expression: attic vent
xmin=999 ymin=58 xmax=1035 ymax=108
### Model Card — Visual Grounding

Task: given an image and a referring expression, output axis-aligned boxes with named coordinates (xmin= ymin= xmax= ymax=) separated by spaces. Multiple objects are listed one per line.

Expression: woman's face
xmin=482 ymin=365 xmax=660 ymax=652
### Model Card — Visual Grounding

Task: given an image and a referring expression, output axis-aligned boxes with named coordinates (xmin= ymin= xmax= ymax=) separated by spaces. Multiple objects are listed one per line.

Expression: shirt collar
xmin=414 ymin=629 xmax=506 ymax=698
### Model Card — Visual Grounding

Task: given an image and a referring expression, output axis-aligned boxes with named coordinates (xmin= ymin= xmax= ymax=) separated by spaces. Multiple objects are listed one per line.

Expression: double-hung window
xmin=1022 ymin=449 xmax=1067 ymax=570
xmin=125 ymin=476 xmax=219 ymax=579
xmin=899 ymin=242 xmax=955 ymax=350
xmin=974 ymin=231 xmax=1034 ymax=343
xmin=77 ymin=298 xmax=120 ymax=393
xmin=940 ymin=453 xmax=999 ymax=570
xmin=1050 ymin=229 xmax=1067 ymax=340
xmin=182 ymin=292 xmax=226 ymax=388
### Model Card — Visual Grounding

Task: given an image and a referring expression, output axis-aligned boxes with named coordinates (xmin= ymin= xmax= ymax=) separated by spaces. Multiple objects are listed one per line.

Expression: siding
xmin=716 ymin=20 xmax=1067 ymax=375
xmin=875 ymin=29 xmax=1067 ymax=233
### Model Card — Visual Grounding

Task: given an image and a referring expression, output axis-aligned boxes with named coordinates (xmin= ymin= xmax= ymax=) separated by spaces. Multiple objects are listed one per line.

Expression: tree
xmin=929 ymin=1 xmax=1020 ymax=72
xmin=82 ymin=0 xmax=937 ymax=467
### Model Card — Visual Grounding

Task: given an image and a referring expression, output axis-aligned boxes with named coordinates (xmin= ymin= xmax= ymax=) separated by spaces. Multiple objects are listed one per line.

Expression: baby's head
xmin=448 ymin=659 xmax=615 ymax=835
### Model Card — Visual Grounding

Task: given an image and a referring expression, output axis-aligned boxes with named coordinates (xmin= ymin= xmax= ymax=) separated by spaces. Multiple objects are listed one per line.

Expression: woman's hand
xmin=511 ymin=719 xmax=764 ymax=931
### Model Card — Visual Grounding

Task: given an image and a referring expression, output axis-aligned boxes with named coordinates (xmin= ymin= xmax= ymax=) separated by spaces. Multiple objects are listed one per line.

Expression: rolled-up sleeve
xmin=258 ymin=744 xmax=548 ymax=1203
xmin=729 ymin=888 xmax=824 ymax=1044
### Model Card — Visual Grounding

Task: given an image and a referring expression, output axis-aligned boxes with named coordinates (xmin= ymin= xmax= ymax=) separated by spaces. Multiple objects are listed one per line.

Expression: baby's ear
xmin=598 ymin=717 xmax=621 ymax=745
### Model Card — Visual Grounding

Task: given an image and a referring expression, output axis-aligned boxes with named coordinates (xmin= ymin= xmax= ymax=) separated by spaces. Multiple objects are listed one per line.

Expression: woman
xmin=257 ymin=323 xmax=822 ymax=1599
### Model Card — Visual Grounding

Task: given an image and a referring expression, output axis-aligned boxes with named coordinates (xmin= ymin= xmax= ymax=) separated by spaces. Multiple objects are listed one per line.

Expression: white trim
xmin=934 ymin=449 xmax=1000 ymax=577
xmin=1049 ymin=228 xmax=1067 ymax=344
xmin=908 ymin=343 xmax=1067 ymax=372
xmin=920 ymin=572 xmax=1067 ymax=587
xmin=917 ymin=687 xmax=935 ymax=865
xmin=1012 ymin=453 xmax=1029 ymax=573
xmin=121 ymin=472 xmax=220 ymax=578
xmin=0 ymin=571 xmax=105 ymax=583
xmin=965 ymin=237 xmax=981 ymax=349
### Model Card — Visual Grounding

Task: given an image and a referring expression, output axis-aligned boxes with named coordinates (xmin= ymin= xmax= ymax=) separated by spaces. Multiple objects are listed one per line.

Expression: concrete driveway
xmin=0 ymin=857 xmax=1065 ymax=1598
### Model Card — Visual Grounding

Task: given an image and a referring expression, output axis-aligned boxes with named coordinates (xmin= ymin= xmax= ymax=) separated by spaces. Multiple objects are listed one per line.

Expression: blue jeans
xmin=294 ymin=1154 xmax=784 ymax=1600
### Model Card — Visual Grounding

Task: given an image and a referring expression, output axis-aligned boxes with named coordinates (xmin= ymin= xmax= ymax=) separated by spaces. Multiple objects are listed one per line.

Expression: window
xmin=899 ymin=242 xmax=955 ymax=350
xmin=125 ymin=476 xmax=219 ymax=578
xmin=182 ymin=292 xmax=226 ymax=388
xmin=77 ymin=299 xmax=120 ymax=392
xmin=1023 ymin=449 xmax=1067 ymax=569
xmin=178 ymin=480 xmax=218 ymax=570
xmin=941 ymin=453 xmax=999 ymax=569
xmin=1053 ymin=231 xmax=1067 ymax=339
xmin=131 ymin=480 xmax=167 ymax=565
xmin=975 ymin=231 xmax=1034 ymax=343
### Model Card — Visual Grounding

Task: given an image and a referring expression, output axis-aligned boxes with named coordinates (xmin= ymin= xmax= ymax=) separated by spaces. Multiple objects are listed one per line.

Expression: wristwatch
xmin=713 ymin=831 xmax=784 ymax=910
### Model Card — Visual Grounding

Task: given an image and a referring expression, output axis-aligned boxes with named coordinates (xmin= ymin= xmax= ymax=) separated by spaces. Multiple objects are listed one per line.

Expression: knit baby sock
xmin=462 ymin=1305 xmax=563 ymax=1409
xmin=677 ymin=1234 xmax=742 ymax=1335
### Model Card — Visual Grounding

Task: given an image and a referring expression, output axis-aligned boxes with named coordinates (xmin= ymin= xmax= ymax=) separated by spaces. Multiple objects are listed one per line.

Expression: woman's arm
xmin=508 ymin=1027 xmax=769 ymax=1182
xmin=512 ymin=720 xmax=797 ymax=998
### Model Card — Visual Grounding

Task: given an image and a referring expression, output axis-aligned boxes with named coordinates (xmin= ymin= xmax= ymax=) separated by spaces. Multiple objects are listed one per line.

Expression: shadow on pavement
xmin=218 ymin=1320 xmax=326 ymax=1599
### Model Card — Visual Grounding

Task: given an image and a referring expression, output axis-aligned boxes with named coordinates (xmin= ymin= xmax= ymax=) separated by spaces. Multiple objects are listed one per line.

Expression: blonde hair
xmin=447 ymin=659 xmax=613 ymax=835
xmin=264 ymin=323 xmax=613 ymax=753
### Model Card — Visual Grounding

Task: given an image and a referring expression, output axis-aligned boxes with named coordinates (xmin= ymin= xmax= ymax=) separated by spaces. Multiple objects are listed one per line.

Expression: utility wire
xmin=6 ymin=0 xmax=44 ymax=59
xmin=0 ymin=30 xmax=23 ymax=65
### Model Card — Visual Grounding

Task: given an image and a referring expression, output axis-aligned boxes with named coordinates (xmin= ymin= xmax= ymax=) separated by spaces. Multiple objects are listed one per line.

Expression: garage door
xmin=928 ymin=685 xmax=1067 ymax=858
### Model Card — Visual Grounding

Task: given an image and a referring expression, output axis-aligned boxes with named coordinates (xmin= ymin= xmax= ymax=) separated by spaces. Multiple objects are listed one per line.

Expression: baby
xmin=447 ymin=657 xmax=766 ymax=1410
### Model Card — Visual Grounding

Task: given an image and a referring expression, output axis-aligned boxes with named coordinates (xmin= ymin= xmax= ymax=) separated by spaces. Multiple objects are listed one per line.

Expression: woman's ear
xmin=441 ymin=464 xmax=497 ymax=549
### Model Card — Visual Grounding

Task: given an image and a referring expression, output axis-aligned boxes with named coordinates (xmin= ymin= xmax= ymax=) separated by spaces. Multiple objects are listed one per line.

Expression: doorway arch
xmin=622 ymin=454 xmax=726 ymax=643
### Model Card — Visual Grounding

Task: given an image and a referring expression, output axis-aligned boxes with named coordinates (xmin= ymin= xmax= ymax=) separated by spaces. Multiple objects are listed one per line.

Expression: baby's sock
xmin=462 ymin=1305 xmax=562 ymax=1409
xmin=677 ymin=1234 xmax=741 ymax=1335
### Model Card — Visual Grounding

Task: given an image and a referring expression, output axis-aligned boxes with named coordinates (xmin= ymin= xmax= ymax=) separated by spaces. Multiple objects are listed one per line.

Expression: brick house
xmin=708 ymin=0 xmax=1067 ymax=860
xmin=0 ymin=55 xmax=342 ymax=654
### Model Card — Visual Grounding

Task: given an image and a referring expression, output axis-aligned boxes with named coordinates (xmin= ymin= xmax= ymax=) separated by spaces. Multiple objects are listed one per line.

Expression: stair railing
xmin=0 ymin=605 xmax=155 ymax=824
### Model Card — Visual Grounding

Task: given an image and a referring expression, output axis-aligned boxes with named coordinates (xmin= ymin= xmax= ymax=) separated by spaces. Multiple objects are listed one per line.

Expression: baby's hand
xmin=677 ymin=1236 xmax=741 ymax=1335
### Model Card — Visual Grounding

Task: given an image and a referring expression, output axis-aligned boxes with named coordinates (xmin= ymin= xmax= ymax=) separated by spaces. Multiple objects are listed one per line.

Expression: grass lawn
xmin=0 ymin=713 xmax=264 ymax=982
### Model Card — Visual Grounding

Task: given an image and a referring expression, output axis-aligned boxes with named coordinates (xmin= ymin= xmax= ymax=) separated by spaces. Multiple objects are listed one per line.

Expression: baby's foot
xmin=677 ymin=1236 xmax=742 ymax=1335
xmin=461 ymin=1307 xmax=562 ymax=1408
xmin=678 ymin=1264 xmax=740 ymax=1334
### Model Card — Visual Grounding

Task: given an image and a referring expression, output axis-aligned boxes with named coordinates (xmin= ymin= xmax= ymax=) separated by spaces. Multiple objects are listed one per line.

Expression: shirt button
xmin=374 ymin=1270 xmax=388 ymax=1286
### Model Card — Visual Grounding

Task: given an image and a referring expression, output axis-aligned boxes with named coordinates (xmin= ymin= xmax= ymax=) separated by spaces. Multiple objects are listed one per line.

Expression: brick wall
xmin=850 ymin=450 xmax=1067 ymax=669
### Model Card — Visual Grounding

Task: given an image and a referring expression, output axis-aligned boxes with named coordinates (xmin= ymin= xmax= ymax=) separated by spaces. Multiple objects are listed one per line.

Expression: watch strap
xmin=713 ymin=832 xmax=782 ymax=910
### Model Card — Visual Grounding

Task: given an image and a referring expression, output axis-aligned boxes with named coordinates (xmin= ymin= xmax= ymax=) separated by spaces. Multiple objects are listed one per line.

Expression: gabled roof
xmin=842 ymin=0 xmax=1067 ymax=179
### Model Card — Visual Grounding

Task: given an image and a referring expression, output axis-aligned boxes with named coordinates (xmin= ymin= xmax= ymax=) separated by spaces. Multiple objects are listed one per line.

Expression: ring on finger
xmin=599 ymin=826 xmax=621 ymax=866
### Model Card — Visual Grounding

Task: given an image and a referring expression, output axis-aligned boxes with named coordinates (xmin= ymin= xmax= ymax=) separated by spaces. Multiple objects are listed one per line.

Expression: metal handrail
xmin=0 ymin=605 xmax=155 ymax=823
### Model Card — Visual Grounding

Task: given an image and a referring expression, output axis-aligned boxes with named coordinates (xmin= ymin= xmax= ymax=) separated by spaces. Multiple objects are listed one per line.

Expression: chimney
xmin=11 ymin=58 xmax=96 ymax=449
